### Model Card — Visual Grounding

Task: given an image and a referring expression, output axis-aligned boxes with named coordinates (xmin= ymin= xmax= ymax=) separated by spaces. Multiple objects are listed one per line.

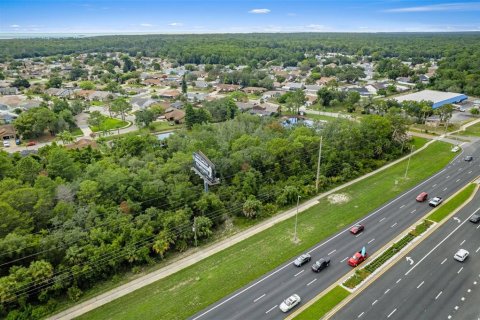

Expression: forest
xmin=1 ymin=33 xmax=479 ymax=95
xmin=0 ymin=113 xmax=409 ymax=319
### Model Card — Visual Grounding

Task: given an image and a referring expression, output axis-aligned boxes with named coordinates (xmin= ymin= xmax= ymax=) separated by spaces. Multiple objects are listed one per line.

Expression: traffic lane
xmin=331 ymin=197 xmax=480 ymax=320
xmin=191 ymin=146 xmax=480 ymax=320
xmin=448 ymin=273 xmax=480 ymax=320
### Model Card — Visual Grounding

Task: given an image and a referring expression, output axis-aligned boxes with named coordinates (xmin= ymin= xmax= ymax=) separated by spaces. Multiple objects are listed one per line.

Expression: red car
xmin=26 ymin=141 xmax=37 ymax=146
xmin=348 ymin=250 xmax=368 ymax=267
xmin=416 ymin=192 xmax=428 ymax=202
xmin=350 ymin=224 xmax=364 ymax=235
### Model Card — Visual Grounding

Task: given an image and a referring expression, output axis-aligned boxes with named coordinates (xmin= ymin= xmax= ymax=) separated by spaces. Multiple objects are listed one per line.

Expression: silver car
xmin=454 ymin=249 xmax=469 ymax=262
xmin=279 ymin=294 xmax=301 ymax=312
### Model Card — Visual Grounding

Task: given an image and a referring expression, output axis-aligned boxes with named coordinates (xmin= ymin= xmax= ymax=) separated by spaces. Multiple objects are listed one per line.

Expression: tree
xmin=14 ymin=107 xmax=57 ymax=138
xmin=79 ymin=81 xmax=95 ymax=90
xmin=0 ymin=201 xmax=32 ymax=237
xmin=87 ymin=110 xmax=106 ymax=129
xmin=15 ymin=156 xmax=42 ymax=184
xmin=134 ymin=109 xmax=155 ymax=127
xmin=242 ymin=196 xmax=262 ymax=218
xmin=435 ymin=104 xmax=454 ymax=123
xmin=110 ymin=98 xmax=131 ymax=121
xmin=47 ymin=76 xmax=62 ymax=89
xmin=286 ymin=89 xmax=306 ymax=114
xmin=122 ymin=56 xmax=135 ymax=72
xmin=56 ymin=130 xmax=76 ymax=145
xmin=46 ymin=148 xmax=79 ymax=181
xmin=11 ymin=78 xmax=30 ymax=89
xmin=181 ymin=74 xmax=187 ymax=94
xmin=317 ymin=87 xmax=335 ymax=107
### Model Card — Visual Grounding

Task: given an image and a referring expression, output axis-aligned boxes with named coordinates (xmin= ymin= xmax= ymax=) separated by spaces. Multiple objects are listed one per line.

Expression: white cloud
xmin=249 ymin=8 xmax=271 ymax=14
xmin=168 ymin=22 xmax=184 ymax=26
xmin=385 ymin=2 xmax=480 ymax=13
xmin=10 ymin=24 xmax=20 ymax=28
xmin=140 ymin=23 xmax=153 ymax=27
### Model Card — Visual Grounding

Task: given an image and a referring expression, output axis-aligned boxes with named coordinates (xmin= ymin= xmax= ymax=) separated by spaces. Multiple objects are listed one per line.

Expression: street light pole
xmin=294 ymin=195 xmax=301 ymax=242
xmin=404 ymin=145 xmax=414 ymax=179
xmin=193 ymin=217 xmax=197 ymax=247
xmin=315 ymin=136 xmax=323 ymax=193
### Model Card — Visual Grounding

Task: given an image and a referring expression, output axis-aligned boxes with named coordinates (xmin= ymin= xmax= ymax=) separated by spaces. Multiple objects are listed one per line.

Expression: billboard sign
xmin=193 ymin=151 xmax=216 ymax=182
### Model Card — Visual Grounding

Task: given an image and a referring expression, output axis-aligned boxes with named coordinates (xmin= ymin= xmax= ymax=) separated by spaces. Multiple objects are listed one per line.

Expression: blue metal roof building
xmin=394 ymin=90 xmax=468 ymax=109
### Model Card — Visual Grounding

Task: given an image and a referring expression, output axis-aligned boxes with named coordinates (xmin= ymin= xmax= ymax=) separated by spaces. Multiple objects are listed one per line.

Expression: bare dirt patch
xmin=327 ymin=193 xmax=351 ymax=205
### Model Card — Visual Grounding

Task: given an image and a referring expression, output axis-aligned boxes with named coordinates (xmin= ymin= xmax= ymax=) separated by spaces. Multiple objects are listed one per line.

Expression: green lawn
xmin=90 ymin=100 xmax=104 ymax=106
xmin=69 ymin=126 xmax=84 ymax=136
xmin=293 ymin=286 xmax=350 ymax=320
xmin=77 ymin=141 xmax=455 ymax=320
xmin=458 ymin=122 xmax=480 ymax=137
xmin=427 ymin=184 xmax=477 ymax=222
xmin=91 ymin=118 xmax=129 ymax=132
xmin=305 ymin=113 xmax=338 ymax=122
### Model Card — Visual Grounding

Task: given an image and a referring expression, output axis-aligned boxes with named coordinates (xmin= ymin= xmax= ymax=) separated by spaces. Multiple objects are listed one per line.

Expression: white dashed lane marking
xmin=254 ymin=294 xmax=266 ymax=303
xmin=441 ymin=258 xmax=447 ymax=265
xmin=417 ymin=281 xmax=424 ymax=289
xmin=294 ymin=270 xmax=304 ymax=277
xmin=435 ymin=291 xmax=442 ymax=300
xmin=391 ymin=223 xmax=398 ymax=228
xmin=328 ymin=249 xmax=336 ymax=256
xmin=387 ymin=308 xmax=397 ymax=318
xmin=265 ymin=305 xmax=277 ymax=314
xmin=307 ymin=279 xmax=317 ymax=286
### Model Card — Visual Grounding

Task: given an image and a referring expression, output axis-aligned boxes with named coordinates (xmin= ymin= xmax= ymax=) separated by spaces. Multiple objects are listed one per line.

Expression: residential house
xmin=164 ymin=108 xmax=185 ymax=124
xmin=143 ymin=78 xmax=162 ymax=86
xmin=281 ymin=82 xmax=305 ymax=91
xmin=305 ymin=95 xmax=317 ymax=106
xmin=45 ymin=88 xmax=75 ymax=98
xmin=130 ymin=96 xmax=157 ymax=110
xmin=0 ymin=87 xmax=18 ymax=95
xmin=194 ymin=80 xmax=209 ymax=89
xmin=0 ymin=112 xmax=18 ymax=124
xmin=235 ymin=101 xmax=256 ymax=112
xmin=158 ymin=90 xmax=181 ymax=99
xmin=187 ymin=92 xmax=207 ymax=102
xmin=262 ymin=90 xmax=282 ymax=101
xmin=0 ymin=124 xmax=16 ymax=140
xmin=316 ymin=77 xmax=336 ymax=86
xmin=346 ymin=87 xmax=373 ymax=97
xmin=249 ymin=102 xmax=280 ymax=117
xmin=19 ymin=100 xmax=42 ymax=110
xmin=88 ymin=91 xmax=115 ymax=101
xmin=242 ymin=87 xmax=267 ymax=94
xmin=304 ymin=85 xmax=321 ymax=94
xmin=419 ymin=75 xmax=430 ymax=84
xmin=217 ymin=84 xmax=241 ymax=92
xmin=170 ymin=101 xmax=184 ymax=109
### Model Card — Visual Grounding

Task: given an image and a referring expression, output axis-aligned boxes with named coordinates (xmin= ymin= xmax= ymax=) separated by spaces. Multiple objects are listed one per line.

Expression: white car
xmin=279 ymin=294 xmax=301 ymax=312
xmin=429 ymin=197 xmax=443 ymax=207
xmin=451 ymin=146 xmax=460 ymax=153
xmin=3 ymin=140 xmax=10 ymax=147
xmin=454 ymin=249 xmax=469 ymax=262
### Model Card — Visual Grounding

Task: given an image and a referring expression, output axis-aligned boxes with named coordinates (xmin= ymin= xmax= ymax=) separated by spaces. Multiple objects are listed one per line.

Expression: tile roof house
xmin=217 ymin=84 xmax=241 ymax=92
xmin=164 ymin=108 xmax=185 ymax=123
xmin=242 ymin=87 xmax=267 ymax=94
xmin=159 ymin=90 xmax=181 ymax=99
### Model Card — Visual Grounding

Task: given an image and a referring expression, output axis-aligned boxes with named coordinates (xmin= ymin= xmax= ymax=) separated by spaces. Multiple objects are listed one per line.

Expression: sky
xmin=1 ymin=0 xmax=480 ymax=35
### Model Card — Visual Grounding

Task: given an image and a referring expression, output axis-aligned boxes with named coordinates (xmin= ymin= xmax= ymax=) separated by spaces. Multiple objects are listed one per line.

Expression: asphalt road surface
xmin=190 ymin=142 xmax=480 ymax=320
xmin=332 ymin=191 xmax=480 ymax=320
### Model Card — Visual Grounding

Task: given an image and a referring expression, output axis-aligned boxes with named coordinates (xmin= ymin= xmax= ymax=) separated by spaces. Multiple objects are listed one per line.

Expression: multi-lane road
xmin=191 ymin=141 xmax=480 ymax=320
xmin=332 ymin=191 xmax=480 ymax=320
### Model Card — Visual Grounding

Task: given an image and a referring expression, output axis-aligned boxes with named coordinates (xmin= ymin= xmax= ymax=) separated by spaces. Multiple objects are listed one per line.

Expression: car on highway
xmin=416 ymin=192 xmax=428 ymax=202
xmin=279 ymin=294 xmax=301 ymax=312
xmin=348 ymin=250 xmax=368 ymax=267
xmin=350 ymin=224 xmax=364 ymax=235
xmin=429 ymin=197 xmax=443 ymax=207
xmin=293 ymin=253 xmax=311 ymax=267
xmin=451 ymin=146 xmax=460 ymax=152
xmin=464 ymin=155 xmax=473 ymax=162
xmin=26 ymin=141 xmax=37 ymax=146
xmin=311 ymin=257 xmax=330 ymax=272
xmin=469 ymin=214 xmax=480 ymax=223
xmin=3 ymin=140 xmax=10 ymax=147
xmin=454 ymin=249 xmax=469 ymax=262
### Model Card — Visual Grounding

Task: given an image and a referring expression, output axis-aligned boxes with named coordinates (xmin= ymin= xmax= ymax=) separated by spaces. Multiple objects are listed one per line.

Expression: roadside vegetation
xmin=293 ymin=286 xmax=350 ymax=320
xmin=76 ymin=141 xmax=453 ymax=320
xmin=458 ymin=122 xmax=480 ymax=137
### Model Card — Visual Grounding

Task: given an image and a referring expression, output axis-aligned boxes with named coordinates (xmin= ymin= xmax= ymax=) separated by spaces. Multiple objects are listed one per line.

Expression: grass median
xmin=427 ymin=183 xmax=477 ymax=222
xmin=78 ymin=141 xmax=454 ymax=320
xmin=293 ymin=286 xmax=350 ymax=320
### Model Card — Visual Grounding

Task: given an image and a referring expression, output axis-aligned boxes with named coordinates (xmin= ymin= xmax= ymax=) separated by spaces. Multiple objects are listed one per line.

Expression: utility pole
xmin=193 ymin=217 xmax=197 ymax=247
xmin=315 ymin=136 xmax=323 ymax=193
xmin=404 ymin=145 xmax=414 ymax=179
xmin=294 ymin=195 xmax=301 ymax=242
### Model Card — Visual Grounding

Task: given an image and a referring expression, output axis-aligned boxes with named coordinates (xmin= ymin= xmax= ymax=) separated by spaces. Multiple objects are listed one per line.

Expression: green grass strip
xmin=427 ymin=184 xmax=476 ymax=222
xmin=293 ymin=286 xmax=350 ymax=320
xmin=76 ymin=141 xmax=453 ymax=320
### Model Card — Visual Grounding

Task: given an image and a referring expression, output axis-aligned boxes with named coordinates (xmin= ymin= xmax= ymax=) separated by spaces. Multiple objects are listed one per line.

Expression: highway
xmin=332 ymin=190 xmax=480 ymax=320
xmin=190 ymin=141 xmax=480 ymax=320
